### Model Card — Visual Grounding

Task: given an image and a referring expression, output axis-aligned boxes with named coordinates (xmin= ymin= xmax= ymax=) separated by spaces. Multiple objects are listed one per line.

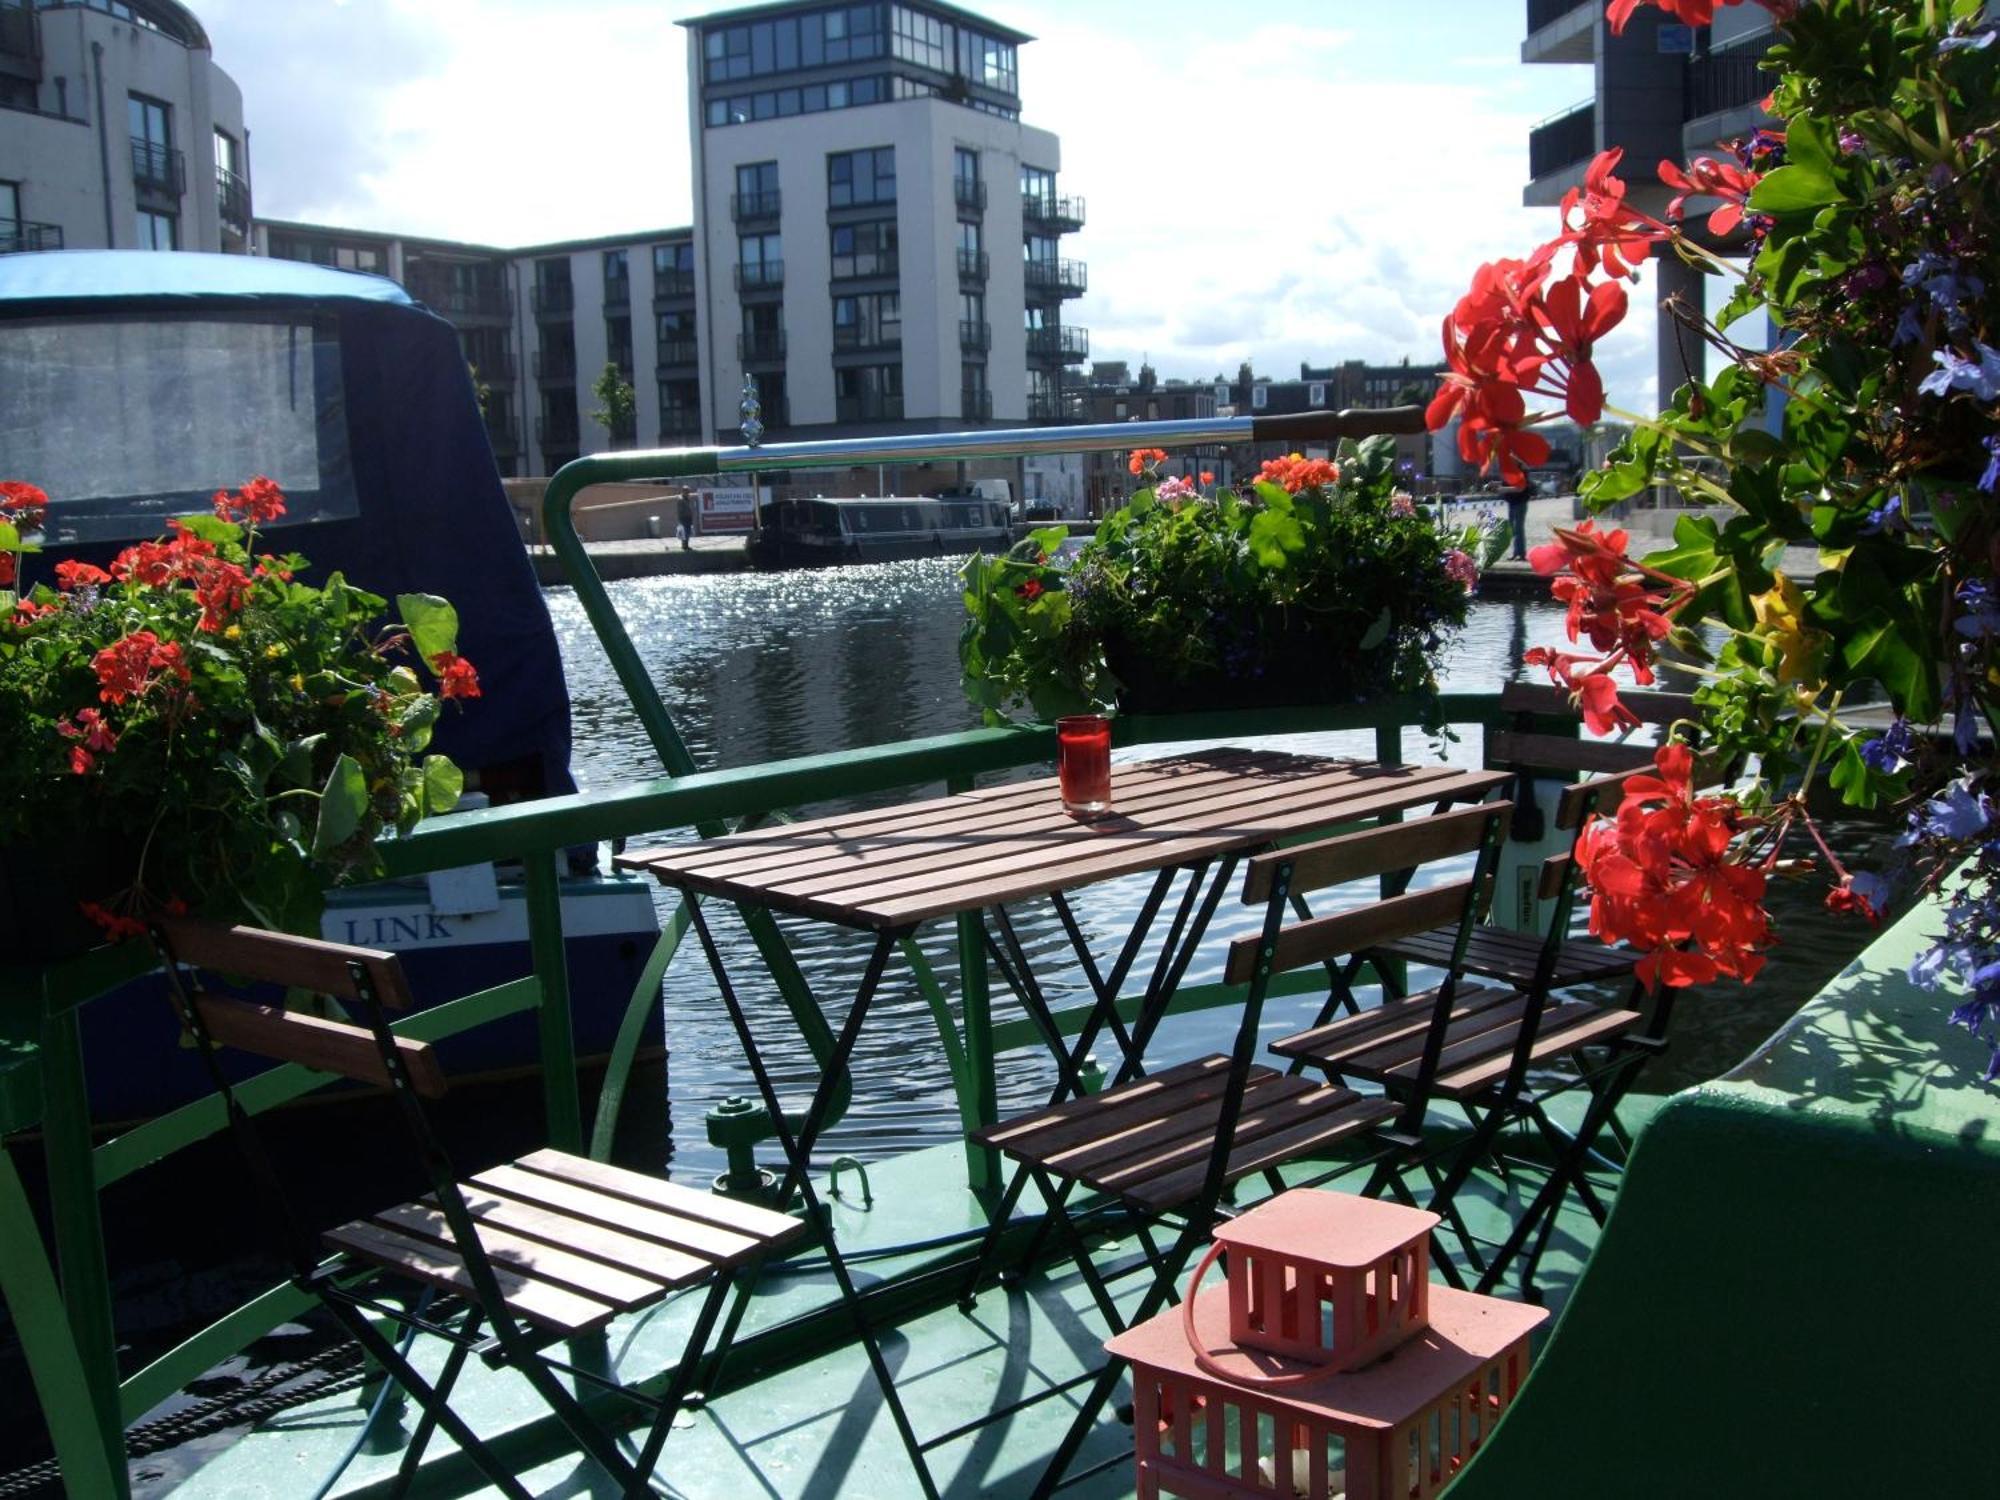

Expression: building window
xmin=1214 ymin=383 xmax=1230 ymax=404
xmin=653 ymin=241 xmax=693 ymax=278
xmin=660 ymin=378 xmax=702 ymax=437
xmin=830 ymin=219 xmax=897 ymax=279
xmin=128 ymin=92 xmax=172 ymax=151
xmin=892 ymin=6 xmax=950 ymax=70
xmin=134 ymin=208 xmax=177 ymax=251
xmin=705 ymin=74 xmax=899 ymax=128
xmin=1025 ymin=233 xmax=1058 ymax=265
xmin=702 ymin=5 xmax=885 ymax=84
xmin=1022 ymin=164 xmax=1054 ymax=202
xmin=656 ymin=309 xmax=697 ymax=363
xmin=606 ymin=314 xmax=632 ymax=373
xmin=734 ymin=159 xmax=779 ymax=218
xmin=1251 ymin=385 xmax=1269 ymax=410
xmin=828 ymin=146 xmax=895 ymax=208
xmin=0 ymin=182 xmax=18 ymax=229
xmin=833 ymin=291 xmax=900 ymax=350
xmin=738 ymin=232 xmax=782 ymax=289
xmin=1308 ymin=381 xmax=1326 ymax=407
xmin=956 ymin=26 xmax=1017 ymax=92
xmin=604 ymin=248 xmax=628 ymax=283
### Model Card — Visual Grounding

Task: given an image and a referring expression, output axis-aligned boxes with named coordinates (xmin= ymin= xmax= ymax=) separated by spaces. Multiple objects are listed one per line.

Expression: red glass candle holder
xmin=1057 ymin=714 xmax=1112 ymax=817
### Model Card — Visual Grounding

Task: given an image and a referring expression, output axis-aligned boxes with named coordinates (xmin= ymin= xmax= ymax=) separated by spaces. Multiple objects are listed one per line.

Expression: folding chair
xmin=151 ymin=918 xmax=804 ymax=1497
xmin=973 ymin=799 xmax=1512 ymax=1498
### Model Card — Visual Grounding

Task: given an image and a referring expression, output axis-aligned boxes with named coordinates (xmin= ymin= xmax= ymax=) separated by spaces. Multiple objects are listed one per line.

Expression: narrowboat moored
xmin=746 ymin=495 xmax=1012 ymax=569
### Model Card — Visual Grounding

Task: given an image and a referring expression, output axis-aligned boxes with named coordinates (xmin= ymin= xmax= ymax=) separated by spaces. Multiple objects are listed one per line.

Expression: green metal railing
xmin=3 ymin=410 xmax=1523 ymax=1496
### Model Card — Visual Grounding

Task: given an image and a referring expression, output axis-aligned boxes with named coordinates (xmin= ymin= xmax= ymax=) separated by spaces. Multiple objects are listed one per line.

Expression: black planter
xmin=1103 ymin=621 xmax=1394 ymax=715
xmin=0 ymin=836 xmax=143 ymax=964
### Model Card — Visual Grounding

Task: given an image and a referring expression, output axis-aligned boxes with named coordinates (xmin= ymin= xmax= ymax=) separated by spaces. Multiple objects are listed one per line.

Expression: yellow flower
xmin=223 ymin=624 xmax=242 ymax=642
xmin=1750 ymin=572 xmax=1826 ymax=685
xmin=290 ymin=673 xmax=306 ymax=694
xmin=265 ymin=643 xmax=286 ymax=660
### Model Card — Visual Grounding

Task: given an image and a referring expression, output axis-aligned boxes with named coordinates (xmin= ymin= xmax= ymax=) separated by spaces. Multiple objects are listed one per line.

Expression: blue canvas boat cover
xmin=0 ymin=250 xmax=574 ymax=796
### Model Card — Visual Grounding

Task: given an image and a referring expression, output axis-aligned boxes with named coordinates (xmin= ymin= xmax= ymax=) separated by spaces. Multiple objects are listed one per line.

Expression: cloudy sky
xmin=198 ymin=0 xmax=1660 ymax=412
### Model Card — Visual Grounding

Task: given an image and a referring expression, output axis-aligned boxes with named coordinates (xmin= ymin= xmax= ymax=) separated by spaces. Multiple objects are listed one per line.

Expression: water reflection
xmin=545 ymin=563 xmax=1884 ymax=1178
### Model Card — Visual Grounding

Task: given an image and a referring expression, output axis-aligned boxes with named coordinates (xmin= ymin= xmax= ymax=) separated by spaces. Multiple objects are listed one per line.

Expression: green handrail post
xmin=38 ymin=1003 xmax=129 ymax=1498
xmin=525 ymin=849 xmax=582 ymax=1153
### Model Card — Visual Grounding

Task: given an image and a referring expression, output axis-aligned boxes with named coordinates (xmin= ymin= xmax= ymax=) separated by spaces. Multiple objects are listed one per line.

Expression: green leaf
xmin=278 ymin=733 xmax=325 ymax=788
xmin=396 ymin=593 xmax=460 ymax=664
xmin=1826 ymin=739 xmax=1878 ymax=811
xmin=421 ymin=755 xmax=464 ymax=816
xmin=1748 ymin=163 xmax=1843 ymax=216
xmin=1357 ymin=607 xmax=1392 ymax=651
xmin=1246 ymin=506 xmax=1305 ymax=570
xmin=171 ymin=513 xmax=243 ymax=546
xmin=311 ymin=753 xmax=369 ymax=858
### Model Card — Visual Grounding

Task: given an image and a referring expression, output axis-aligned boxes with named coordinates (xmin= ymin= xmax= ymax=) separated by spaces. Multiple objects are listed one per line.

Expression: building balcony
xmin=413 ymin=282 xmax=514 ymax=320
xmin=533 ymin=348 xmax=577 ymax=382
xmin=608 ymin=345 xmax=634 ymax=376
xmin=954 ymin=178 xmax=987 ymax=212
xmin=957 ymin=248 xmax=989 ymax=282
xmin=731 ymin=189 xmax=782 ymax=222
xmin=1022 ymin=193 xmax=1085 ymax=233
xmin=660 ymin=411 xmax=704 ymax=444
xmin=738 ymin=329 xmax=788 ymax=363
xmin=484 ymin=410 xmax=518 ymax=452
xmin=958 ymin=320 xmax=990 ymax=352
xmin=130 ymin=137 xmax=185 ymax=198
xmin=471 ymin=351 xmax=517 ymax=382
xmin=0 ymin=5 xmax=41 ymax=73
xmin=1527 ymin=99 xmax=1595 ymax=186
xmin=735 ymin=260 xmax=784 ymax=293
xmin=1027 ymin=324 xmax=1089 ymax=363
xmin=603 ymin=275 xmax=630 ymax=309
xmin=654 ymin=270 xmax=696 ymax=303
xmin=657 ymin=338 xmax=699 ymax=369
xmin=1024 ymin=258 xmax=1087 ymax=299
xmin=830 ymin=252 xmax=898 ymax=283
xmin=1522 ymin=0 xmax=1594 ymax=64
xmin=1027 ymin=391 xmax=1069 ymax=422
xmin=537 ymin=412 xmax=580 ymax=449
xmin=836 ymin=393 xmax=904 ymax=423
xmin=532 ymin=282 xmax=575 ymax=318
xmin=961 ymin=389 xmax=993 ymax=422
xmin=0 ymin=219 xmax=63 ymax=255
xmin=833 ymin=324 xmax=899 ymax=353
xmin=216 ymin=167 xmax=251 ymax=235
xmin=1686 ymin=32 xmax=1779 ymax=128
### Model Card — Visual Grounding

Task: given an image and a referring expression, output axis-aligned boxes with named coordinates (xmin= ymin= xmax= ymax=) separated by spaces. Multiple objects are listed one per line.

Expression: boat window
xmin=0 ymin=312 xmax=358 ymax=545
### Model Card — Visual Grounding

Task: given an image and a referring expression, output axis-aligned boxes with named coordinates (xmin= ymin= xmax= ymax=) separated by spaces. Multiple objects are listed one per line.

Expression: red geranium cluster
xmin=1575 ymin=743 xmax=1774 ymax=990
xmin=110 ymin=521 xmax=256 ymax=634
xmin=1607 ymin=0 xmax=1796 ymax=35
xmin=214 ymin=475 xmax=286 ymax=527
xmin=1521 ymin=521 xmax=1690 ymax=734
xmin=91 ymin=630 xmax=190 ymax=706
xmin=1660 ymin=155 xmax=1765 ymax=237
xmin=1 ymin=480 xmax=47 ymax=534
xmin=1256 ymin=454 xmax=1340 ymax=494
xmin=429 ymin=650 xmax=482 ymax=701
xmin=1127 ymin=447 xmax=1168 ymax=476
xmin=58 ymin=708 xmax=118 ymax=776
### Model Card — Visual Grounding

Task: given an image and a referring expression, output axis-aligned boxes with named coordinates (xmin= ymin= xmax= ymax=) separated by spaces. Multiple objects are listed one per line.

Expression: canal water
xmin=546 ymin=560 xmax=1888 ymax=1181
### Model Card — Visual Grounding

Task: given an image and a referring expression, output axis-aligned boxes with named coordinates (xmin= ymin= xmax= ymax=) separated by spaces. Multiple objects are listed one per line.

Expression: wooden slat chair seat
xmin=971 ymin=1054 xmax=1399 ymax=1216
xmin=151 ymin=919 xmax=801 ymax=1499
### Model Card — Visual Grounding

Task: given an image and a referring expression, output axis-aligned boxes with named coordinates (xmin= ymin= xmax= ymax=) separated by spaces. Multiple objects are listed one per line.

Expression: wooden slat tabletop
xmin=617 ymin=749 xmax=1511 ymax=931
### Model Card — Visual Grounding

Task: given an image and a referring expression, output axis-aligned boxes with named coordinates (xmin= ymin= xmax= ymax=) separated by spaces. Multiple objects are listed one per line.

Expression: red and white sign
xmin=698 ymin=485 xmax=761 ymax=532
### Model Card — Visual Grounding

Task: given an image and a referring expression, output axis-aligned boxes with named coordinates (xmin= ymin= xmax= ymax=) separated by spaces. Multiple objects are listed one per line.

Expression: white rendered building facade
xmin=0 ymin=0 xmax=248 ymax=256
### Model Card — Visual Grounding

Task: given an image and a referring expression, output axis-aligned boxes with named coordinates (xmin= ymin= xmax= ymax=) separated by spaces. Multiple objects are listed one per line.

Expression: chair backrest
xmin=1226 ymin=803 xmax=1511 ymax=985
xmin=154 ymin=919 xmax=445 ymax=1099
xmin=1498 ymin=681 xmax=1697 ymax=727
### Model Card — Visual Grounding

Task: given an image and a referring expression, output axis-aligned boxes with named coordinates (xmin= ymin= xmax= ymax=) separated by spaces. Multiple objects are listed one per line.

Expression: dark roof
xmin=678 ymin=0 xmax=1033 ymax=45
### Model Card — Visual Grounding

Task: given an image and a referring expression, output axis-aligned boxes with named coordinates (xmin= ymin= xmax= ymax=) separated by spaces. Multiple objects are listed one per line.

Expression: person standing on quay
xmin=1502 ymin=474 xmax=1534 ymax=561
xmin=676 ymin=492 xmax=695 ymax=551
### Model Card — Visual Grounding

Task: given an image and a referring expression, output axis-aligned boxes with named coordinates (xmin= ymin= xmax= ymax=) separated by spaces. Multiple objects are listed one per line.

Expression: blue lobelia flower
xmin=1940 ymin=29 xmax=1997 ymax=52
xmin=1860 ymin=716 xmax=1917 ymax=773
xmin=1981 ymin=437 xmax=2000 ymax=495
xmin=1954 ymin=577 xmax=2000 ymax=638
xmin=1919 ymin=342 xmax=2000 ymax=400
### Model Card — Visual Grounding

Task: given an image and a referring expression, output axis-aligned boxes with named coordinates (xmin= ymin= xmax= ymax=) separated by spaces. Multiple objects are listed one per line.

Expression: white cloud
xmin=199 ymin=0 xmax=1663 ymax=411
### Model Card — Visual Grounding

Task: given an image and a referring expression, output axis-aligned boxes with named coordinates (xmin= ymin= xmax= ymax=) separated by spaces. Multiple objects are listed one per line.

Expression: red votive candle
xmin=1057 ymin=714 xmax=1113 ymax=816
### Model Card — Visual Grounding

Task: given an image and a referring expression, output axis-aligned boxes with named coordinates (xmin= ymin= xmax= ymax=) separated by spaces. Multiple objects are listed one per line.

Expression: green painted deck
xmin=160 ymin=1096 xmax=1642 ymax=1499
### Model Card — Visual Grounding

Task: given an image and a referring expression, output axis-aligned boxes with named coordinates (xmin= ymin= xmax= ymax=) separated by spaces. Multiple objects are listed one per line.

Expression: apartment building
xmin=680 ymin=1 xmax=1085 ymax=444
xmin=0 ymin=0 xmax=249 ymax=255
xmin=1522 ymin=0 xmax=1778 ymax=400
xmin=257 ymin=220 xmax=702 ymax=479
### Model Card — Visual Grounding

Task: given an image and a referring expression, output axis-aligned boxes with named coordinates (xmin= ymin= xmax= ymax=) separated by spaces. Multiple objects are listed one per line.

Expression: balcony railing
xmin=1021 ymin=193 xmax=1085 ymax=233
xmin=1027 ymin=324 xmax=1090 ymax=362
xmin=533 ymin=348 xmax=578 ymax=382
xmin=836 ymin=392 xmax=904 ymax=422
xmin=608 ymin=346 xmax=634 ymax=376
xmin=603 ymin=275 xmax=630 ymax=308
xmin=736 ymin=260 xmax=784 ymax=292
xmin=653 ymin=270 xmax=696 ymax=302
xmin=0 ymin=6 xmax=41 ymax=65
xmin=657 ymin=338 xmax=699 ymax=368
xmin=129 ymin=137 xmax=185 ymax=197
xmin=832 ymin=324 xmax=899 ymax=353
xmin=1526 ymin=0 xmax=1591 ymax=30
xmin=1024 ymin=258 xmax=1087 ymax=298
xmin=0 ymin=219 xmax=63 ymax=254
xmin=1686 ymin=33 xmax=1779 ymax=121
xmin=215 ymin=167 xmax=250 ymax=233
xmin=536 ymin=412 xmax=580 ymax=448
xmin=659 ymin=410 xmax=704 ymax=443
xmin=961 ymin=389 xmax=993 ymax=421
xmin=412 ymin=282 xmax=513 ymax=319
xmin=738 ymin=330 xmax=788 ymax=362
xmin=1528 ymin=100 xmax=1595 ymax=180
xmin=958 ymin=319 xmax=990 ymax=352
xmin=957 ymin=249 xmax=989 ymax=281
xmin=731 ymin=189 xmax=782 ymax=221
xmin=830 ymin=252 xmax=899 ymax=282
xmin=1027 ymin=391 xmax=1065 ymax=421
xmin=532 ymin=282 xmax=575 ymax=317
xmin=954 ymin=178 xmax=987 ymax=211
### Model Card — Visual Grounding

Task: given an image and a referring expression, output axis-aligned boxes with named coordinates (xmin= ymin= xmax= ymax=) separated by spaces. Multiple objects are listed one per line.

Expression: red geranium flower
xmin=92 ymin=631 xmax=190 ymax=705
xmin=1659 ymin=155 xmax=1763 ymax=238
xmin=78 ymin=901 xmax=147 ymax=942
xmin=192 ymin=558 xmax=253 ymax=632
xmin=1016 ymin=579 xmax=1045 ymax=602
xmin=0 ymin=480 xmax=47 ymax=533
xmin=430 ymin=651 xmax=481 ymax=700
xmin=0 ymin=553 xmax=12 ymax=589
xmin=1606 ymin=0 xmax=1793 ymax=35
xmin=1256 ymin=454 xmax=1340 ymax=493
xmin=54 ymin=560 xmax=113 ymax=590
xmin=213 ymin=475 xmax=287 ymax=527
xmin=1127 ymin=447 xmax=1168 ymax=476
